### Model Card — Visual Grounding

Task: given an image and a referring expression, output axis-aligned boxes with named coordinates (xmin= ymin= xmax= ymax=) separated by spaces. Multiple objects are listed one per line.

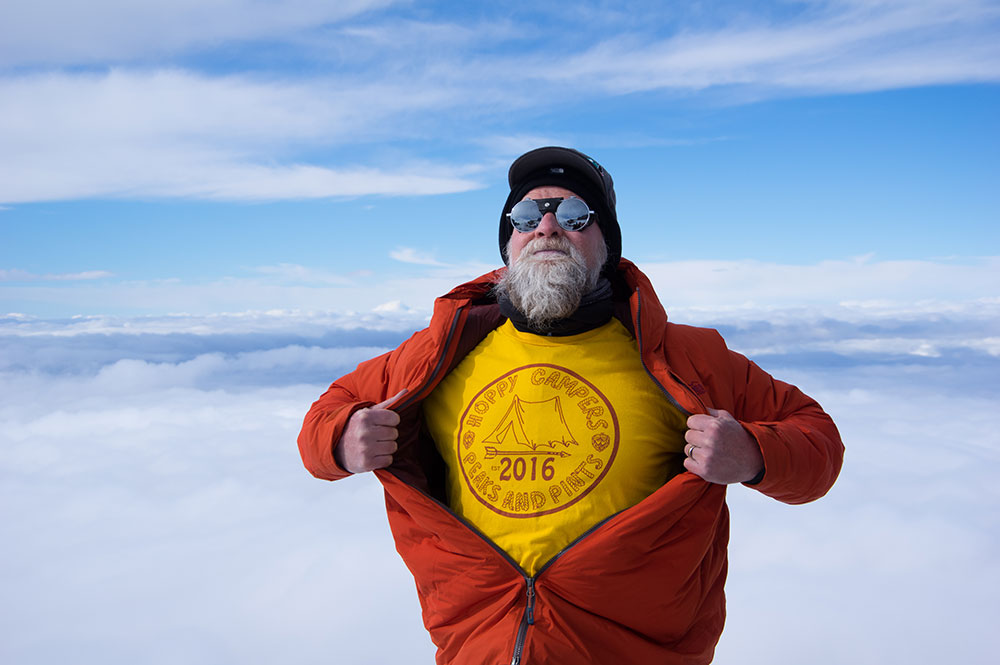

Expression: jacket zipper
xmin=509 ymin=577 xmax=534 ymax=665
xmin=393 ymin=306 xmax=467 ymax=413
xmin=384 ymin=304 xmax=528 ymax=572
xmin=378 ymin=304 xmax=542 ymax=661
xmin=633 ymin=288 xmax=703 ymax=415
xmin=507 ymin=509 xmax=623 ymax=665
xmin=394 ymin=473 xmax=539 ymax=664
xmin=386 ymin=296 xmax=674 ymax=665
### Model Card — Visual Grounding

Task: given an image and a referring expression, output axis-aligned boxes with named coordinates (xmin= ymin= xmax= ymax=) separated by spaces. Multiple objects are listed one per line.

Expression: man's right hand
xmin=334 ymin=390 xmax=407 ymax=473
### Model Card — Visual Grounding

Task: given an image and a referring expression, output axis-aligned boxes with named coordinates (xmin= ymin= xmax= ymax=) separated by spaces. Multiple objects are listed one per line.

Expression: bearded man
xmin=298 ymin=147 xmax=844 ymax=665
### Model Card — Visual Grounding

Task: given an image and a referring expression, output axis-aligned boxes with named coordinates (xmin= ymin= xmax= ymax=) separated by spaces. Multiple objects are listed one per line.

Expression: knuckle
xmin=372 ymin=410 xmax=397 ymax=427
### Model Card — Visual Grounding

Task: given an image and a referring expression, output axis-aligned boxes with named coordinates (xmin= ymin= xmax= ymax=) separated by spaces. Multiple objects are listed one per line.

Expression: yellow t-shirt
xmin=423 ymin=318 xmax=687 ymax=575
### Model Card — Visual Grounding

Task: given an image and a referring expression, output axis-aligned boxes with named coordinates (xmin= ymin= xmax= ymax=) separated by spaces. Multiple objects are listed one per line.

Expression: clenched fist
xmin=683 ymin=408 xmax=764 ymax=485
xmin=335 ymin=390 xmax=407 ymax=473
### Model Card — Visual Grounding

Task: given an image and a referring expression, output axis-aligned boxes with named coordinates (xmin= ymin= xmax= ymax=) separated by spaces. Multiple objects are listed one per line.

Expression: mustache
xmin=522 ymin=237 xmax=574 ymax=256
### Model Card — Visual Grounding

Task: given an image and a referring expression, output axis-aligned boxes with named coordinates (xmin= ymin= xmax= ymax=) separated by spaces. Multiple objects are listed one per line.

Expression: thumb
xmin=374 ymin=388 xmax=408 ymax=410
xmin=705 ymin=407 xmax=723 ymax=418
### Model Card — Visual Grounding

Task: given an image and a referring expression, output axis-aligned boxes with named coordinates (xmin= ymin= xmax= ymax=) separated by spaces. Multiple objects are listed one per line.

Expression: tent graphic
xmin=483 ymin=395 xmax=578 ymax=450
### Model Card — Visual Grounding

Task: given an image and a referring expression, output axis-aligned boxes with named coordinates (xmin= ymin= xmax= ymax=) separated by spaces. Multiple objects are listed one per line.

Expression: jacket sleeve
xmin=726 ymin=349 xmax=844 ymax=505
xmin=296 ymin=350 xmax=395 ymax=481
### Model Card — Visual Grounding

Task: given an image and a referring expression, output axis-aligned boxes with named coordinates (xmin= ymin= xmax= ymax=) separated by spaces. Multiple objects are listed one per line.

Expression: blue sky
xmin=2 ymin=0 xmax=999 ymax=317
xmin=1 ymin=2 xmax=999 ymax=664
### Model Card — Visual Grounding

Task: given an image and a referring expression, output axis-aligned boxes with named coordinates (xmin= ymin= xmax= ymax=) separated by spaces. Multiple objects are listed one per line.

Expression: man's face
xmin=507 ymin=186 xmax=606 ymax=273
xmin=498 ymin=185 xmax=608 ymax=329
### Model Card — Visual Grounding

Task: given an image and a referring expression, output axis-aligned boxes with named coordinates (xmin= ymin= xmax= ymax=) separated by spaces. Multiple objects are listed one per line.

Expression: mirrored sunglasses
xmin=507 ymin=197 xmax=595 ymax=233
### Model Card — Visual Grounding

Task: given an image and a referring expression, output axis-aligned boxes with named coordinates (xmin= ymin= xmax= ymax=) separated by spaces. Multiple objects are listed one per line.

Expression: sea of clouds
xmin=2 ymin=297 xmax=998 ymax=664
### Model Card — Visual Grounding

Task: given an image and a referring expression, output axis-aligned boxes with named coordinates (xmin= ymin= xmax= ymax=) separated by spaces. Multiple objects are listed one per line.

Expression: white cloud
xmin=0 ymin=0 xmax=401 ymax=67
xmin=0 ymin=69 xmax=481 ymax=203
xmin=2 ymin=301 xmax=998 ymax=664
xmin=716 ymin=367 xmax=1000 ymax=663
xmin=553 ymin=0 xmax=1000 ymax=94
xmin=169 ymin=163 xmax=480 ymax=201
xmin=389 ymin=247 xmax=447 ymax=266
xmin=0 ymin=379 xmax=436 ymax=663
xmin=0 ymin=269 xmax=114 ymax=282
xmin=1 ymin=3 xmax=997 ymax=204
xmin=0 ymin=309 xmax=427 ymax=338
xmin=372 ymin=299 xmax=414 ymax=313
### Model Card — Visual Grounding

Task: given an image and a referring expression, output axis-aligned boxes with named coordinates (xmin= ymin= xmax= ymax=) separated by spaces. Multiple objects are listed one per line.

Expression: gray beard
xmin=496 ymin=237 xmax=606 ymax=330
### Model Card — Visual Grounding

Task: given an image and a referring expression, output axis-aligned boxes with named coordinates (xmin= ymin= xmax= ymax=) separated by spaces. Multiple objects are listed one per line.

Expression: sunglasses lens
xmin=508 ymin=200 xmax=542 ymax=231
xmin=508 ymin=197 xmax=593 ymax=232
xmin=556 ymin=198 xmax=592 ymax=231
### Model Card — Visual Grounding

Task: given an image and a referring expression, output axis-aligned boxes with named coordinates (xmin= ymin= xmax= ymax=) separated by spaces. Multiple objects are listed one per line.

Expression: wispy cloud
xmin=1 ymin=2 xmax=997 ymax=204
xmin=553 ymin=0 xmax=1000 ymax=95
xmin=0 ymin=69 xmax=481 ymax=203
xmin=389 ymin=247 xmax=447 ymax=266
xmin=0 ymin=268 xmax=114 ymax=282
xmin=0 ymin=0 xmax=402 ymax=67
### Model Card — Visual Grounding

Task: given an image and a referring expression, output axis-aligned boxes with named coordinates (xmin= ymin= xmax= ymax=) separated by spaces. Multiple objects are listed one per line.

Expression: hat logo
xmin=549 ymin=167 xmax=564 ymax=174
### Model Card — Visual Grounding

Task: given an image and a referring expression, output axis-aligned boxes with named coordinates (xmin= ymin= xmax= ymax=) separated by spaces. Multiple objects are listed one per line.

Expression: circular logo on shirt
xmin=457 ymin=363 xmax=619 ymax=518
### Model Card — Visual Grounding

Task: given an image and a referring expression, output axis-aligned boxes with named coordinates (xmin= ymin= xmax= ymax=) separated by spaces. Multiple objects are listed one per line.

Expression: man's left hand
xmin=683 ymin=408 xmax=764 ymax=484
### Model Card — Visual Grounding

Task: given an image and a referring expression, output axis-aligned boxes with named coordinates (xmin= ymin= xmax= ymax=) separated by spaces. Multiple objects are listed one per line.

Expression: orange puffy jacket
xmin=298 ymin=260 xmax=844 ymax=665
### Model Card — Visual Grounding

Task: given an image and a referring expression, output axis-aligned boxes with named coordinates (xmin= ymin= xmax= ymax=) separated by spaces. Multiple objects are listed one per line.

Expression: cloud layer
xmin=2 ymin=297 xmax=998 ymax=663
xmin=2 ymin=1 xmax=998 ymax=203
xmin=3 ymin=254 xmax=996 ymax=318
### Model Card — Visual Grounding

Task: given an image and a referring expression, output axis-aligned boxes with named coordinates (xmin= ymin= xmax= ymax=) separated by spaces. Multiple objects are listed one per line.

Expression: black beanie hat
xmin=499 ymin=147 xmax=621 ymax=272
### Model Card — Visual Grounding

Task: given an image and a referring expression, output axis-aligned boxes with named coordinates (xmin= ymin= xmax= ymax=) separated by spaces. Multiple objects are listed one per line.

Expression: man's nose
xmin=532 ymin=212 xmax=562 ymax=236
